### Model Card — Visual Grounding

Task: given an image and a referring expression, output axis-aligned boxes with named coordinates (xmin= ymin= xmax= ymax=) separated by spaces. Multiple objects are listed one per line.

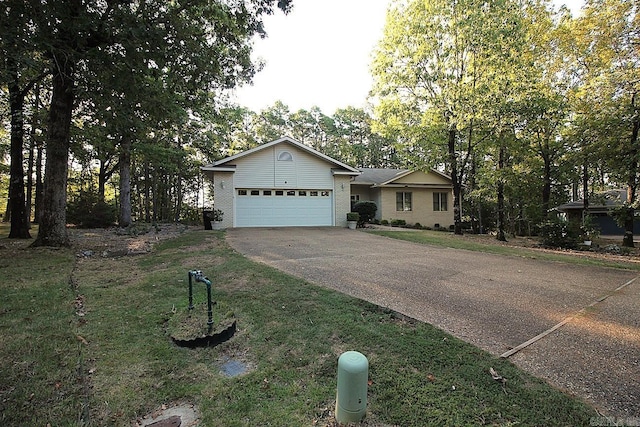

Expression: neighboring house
xmin=555 ymin=189 xmax=640 ymax=235
xmin=201 ymin=136 xmax=361 ymax=228
xmin=351 ymin=168 xmax=454 ymax=229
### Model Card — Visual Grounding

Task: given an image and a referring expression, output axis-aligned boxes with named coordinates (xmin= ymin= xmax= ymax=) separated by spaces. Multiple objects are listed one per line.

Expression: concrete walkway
xmin=226 ymin=227 xmax=640 ymax=419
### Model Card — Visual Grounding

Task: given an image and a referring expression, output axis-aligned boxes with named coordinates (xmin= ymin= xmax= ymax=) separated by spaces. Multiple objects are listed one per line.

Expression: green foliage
xmin=179 ymin=204 xmax=203 ymax=225
xmin=66 ymin=192 xmax=116 ymax=228
xmin=212 ymin=208 xmax=224 ymax=222
xmin=539 ymin=217 xmax=581 ymax=249
xmin=390 ymin=219 xmax=406 ymax=227
xmin=346 ymin=212 xmax=360 ymax=222
xmin=352 ymin=201 xmax=377 ymax=226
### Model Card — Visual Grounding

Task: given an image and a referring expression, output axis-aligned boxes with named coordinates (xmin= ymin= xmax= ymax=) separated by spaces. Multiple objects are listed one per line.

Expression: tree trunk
xmin=8 ymin=70 xmax=31 ymax=239
xmin=582 ymin=149 xmax=589 ymax=220
xmin=26 ymin=119 xmax=35 ymax=228
xmin=622 ymin=102 xmax=640 ymax=248
xmin=34 ymin=140 xmax=44 ymax=223
xmin=448 ymin=127 xmax=463 ymax=235
xmin=26 ymin=84 xmax=40 ymax=228
xmin=144 ymin=162 xmax=151 ymax=222
xmin=541 ymin=148 xmax=551 ymax=221
xmin=32 ymin=62 xmax=74 ymax=247
xmin=118 ymin=135 xmax=132 ymax=227
xmin=98 ymin=159 xmax=108 ymax=202
xmin=623 ymin=176 xmax=637 ymax=248
xmin=496 ymin=145 xmax=507 ymax=242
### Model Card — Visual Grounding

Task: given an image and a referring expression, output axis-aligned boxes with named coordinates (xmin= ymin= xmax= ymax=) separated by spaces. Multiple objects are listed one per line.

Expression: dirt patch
xmin=135 ymin=403 xmax=199 ymax=427
xmin=70 ymin=224 xmax=194 ymax=257
xmin=312 ymin=401 xmax=398 ymax=427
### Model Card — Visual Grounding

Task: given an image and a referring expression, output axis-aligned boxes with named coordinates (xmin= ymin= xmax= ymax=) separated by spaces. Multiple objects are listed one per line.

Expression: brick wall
xmin=334 ymin=175 xmax=353 ymax=227
xmin=213 ymin=172 xmax=234 ymax=228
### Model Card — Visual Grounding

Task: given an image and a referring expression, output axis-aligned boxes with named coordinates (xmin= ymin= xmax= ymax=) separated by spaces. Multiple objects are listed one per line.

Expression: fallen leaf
xmin=76 ymin=335 xmax=88 ymax=345
xmin=427 ymin=374 xmax=435 ymax=382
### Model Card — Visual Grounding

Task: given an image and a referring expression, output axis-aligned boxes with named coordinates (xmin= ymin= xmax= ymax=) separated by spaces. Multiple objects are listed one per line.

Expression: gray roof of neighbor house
xmin=352 ymin=167 xmax=453 ymax=187
xmin=352 ymin=168 xmax=409 ymax=185
xmin=556 ymin=189 xmax=626 ymax=212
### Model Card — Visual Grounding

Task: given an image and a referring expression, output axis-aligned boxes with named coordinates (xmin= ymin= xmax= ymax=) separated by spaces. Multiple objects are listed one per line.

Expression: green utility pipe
xmin=336 ymin=351 xmax=368 ymax=423
xmin=188 ymin=270 xmax=214 ymax=326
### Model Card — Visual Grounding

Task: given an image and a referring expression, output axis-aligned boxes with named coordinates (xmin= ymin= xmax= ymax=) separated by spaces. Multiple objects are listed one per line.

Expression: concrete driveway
xmin=226 ymin=227 xmax=640 ymax=419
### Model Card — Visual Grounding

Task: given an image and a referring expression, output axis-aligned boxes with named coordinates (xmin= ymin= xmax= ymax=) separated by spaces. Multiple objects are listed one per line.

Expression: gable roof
xmin=201 ymin=136 xmax=361 ymax=175
xmin=353 ymin=168 xmax=409 ymax=185
xmin=556 ymin=189 xmax=626 ymax=212
xmin=353 ymin=168 xmax=452 ymax=187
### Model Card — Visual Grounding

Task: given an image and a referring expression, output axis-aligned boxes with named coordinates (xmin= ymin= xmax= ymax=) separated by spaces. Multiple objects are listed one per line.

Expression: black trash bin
xmin=203 ymin=210 xmax=214 ymax=230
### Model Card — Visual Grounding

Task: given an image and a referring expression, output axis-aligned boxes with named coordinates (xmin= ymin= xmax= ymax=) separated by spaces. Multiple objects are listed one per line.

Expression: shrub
xmin=352 ymin=201 xmax=377 ymax=226
xmin=540 ymin=217 xmax=581 ymax=249
xmin=67 ymin=192 xmax=117 ymax=228
xmin=346 ymin=212 xmax=360 ymax=222
xmin=381 ymin=219 xmax=389 ymax=226
xmin=213 ymin=209 xmax=224 ymax=221
xmin=390 ymin=219 xmax=406 ymax=227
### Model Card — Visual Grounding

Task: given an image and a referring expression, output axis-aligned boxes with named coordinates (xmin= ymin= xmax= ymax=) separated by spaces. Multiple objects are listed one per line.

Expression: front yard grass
xmin=0 ymin=224 xmax=598 ymax=426
xmin=369 ymin=229 xmax=640 ymax=271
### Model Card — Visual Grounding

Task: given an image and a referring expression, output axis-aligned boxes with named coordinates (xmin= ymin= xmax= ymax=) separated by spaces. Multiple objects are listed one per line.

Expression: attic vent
xmin=278 ymin=151 xmax=293 ymax=161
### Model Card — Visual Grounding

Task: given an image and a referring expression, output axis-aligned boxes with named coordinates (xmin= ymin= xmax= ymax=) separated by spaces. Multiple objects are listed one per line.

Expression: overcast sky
xmin=233 ymin=0 xmax=586 ymax=115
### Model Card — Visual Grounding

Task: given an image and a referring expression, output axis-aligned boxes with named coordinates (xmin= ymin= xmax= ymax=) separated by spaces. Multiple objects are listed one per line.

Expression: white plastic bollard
xmin=336 ymin=351 xmax=368 ymax=423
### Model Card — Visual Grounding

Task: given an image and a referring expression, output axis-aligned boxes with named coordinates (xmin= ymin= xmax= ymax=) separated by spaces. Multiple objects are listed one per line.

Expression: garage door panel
xmin=236 ymin=191 xmax=332 ymax=227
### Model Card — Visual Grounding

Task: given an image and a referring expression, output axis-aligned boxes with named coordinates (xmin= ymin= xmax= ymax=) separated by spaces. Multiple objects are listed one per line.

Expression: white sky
xmin=233 ymin=0 xmax=586 ymax=115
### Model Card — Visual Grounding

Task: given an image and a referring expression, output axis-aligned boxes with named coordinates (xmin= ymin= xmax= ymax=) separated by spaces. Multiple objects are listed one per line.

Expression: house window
xmin=433 ymin=192 xmax=448 ymax=211
xmin=321 ymin=191 xmax=329 ymax=196
xmin=396 ymin=192 xmax=412 ymax=211
xmin=238 ymin=189 xmax=247 ymax=196
xmin=298 ymin=190 xmax=307 ymax=196
xmin=263 ymin=190 xmax=272 ymax=196
xmin=277 ymin=151 xmax=293 ymax=161
xmin=310 ymin=191 xmax=318 ymax=196
xmin=351 ymin=195 xmax=360 ymax=202
xmin=287 ymin=190 xmax=296 ymax=196
xmin=275 ymin=190 xmax=284 ymax=196
xmin=250 ymin=190 xmax=260 ymax=196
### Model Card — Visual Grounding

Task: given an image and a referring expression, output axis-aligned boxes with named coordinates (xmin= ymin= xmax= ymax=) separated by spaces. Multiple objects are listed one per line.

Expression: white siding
xmin=233 ymin=143 xmax=333 ymax=189
xmin=233 ymin=147 xmax=275 ymax=188
xmin=295 ymin=149 xmax=334 ymax=188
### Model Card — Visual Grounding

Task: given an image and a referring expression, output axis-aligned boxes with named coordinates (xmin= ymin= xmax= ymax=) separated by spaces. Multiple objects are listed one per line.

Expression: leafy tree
xmin=5 ymin=0 xmax=293 ymax=246
xmin=566 ymin=0 xmax=640 ymax=247
xmin=254 ymin=100 xmax=292 ymax=143
xmin=0 ymin=1 xmax=47 ymax=238
xmin=372 ymin=0 xmax=532 ymax=236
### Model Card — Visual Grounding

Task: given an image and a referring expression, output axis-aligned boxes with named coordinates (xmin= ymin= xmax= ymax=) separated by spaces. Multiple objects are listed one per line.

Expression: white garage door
xmin=236 ymin=189 xmax=333 ymax=227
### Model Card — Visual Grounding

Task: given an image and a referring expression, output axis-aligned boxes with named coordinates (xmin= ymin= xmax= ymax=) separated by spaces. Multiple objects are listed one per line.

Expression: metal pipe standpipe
xmin=336 ymin=351 xmax=369 ymax=423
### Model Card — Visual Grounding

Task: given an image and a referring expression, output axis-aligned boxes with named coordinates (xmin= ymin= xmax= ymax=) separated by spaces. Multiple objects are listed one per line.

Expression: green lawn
xmin=0 ymin=224 xmax=598 ymax=426
xmin=369 ymin=229 xmax=640 ymax=271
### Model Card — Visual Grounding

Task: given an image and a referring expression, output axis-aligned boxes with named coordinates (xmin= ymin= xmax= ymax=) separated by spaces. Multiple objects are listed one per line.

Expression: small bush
xmin=540 ymin=217 xmax=581 ymax=249
xmin=67 ymin=192 xmax=117 ymax=228
xmin=347 ymin=212 xmax=360 ymax=222
xmin=381 ymin=219 xmax=389 ymax=226
xmin=352 ymin=201 xmax=377 ymax=226
xmin=390 ymin=219 xmax=406 ymax=227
